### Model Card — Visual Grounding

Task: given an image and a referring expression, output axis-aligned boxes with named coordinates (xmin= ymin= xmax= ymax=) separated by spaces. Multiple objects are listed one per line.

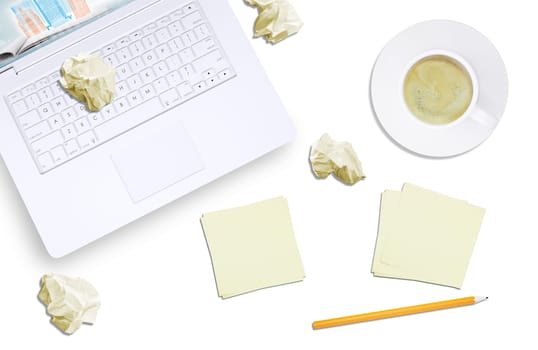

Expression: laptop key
xmin=61 ymin=124 xmax=76 ymax=139
xmin=181 ymin=31 xmax=196 ymax=46
xmin=155 ymin=44 xmax=171 ymax=60
xmin=171 ymin=10 xmax=183 ymax=20
xmin=36 ymin=77 xmax=49 ymax=89
xmin=22 ymin=84 xmax=37 ymax=96
xmin=129 ymin=30 xmax=143 ymax=41
xmin=153 ymin=77 xmax=169 ymax=94
xmin=127 ymin=91 xmax=143 ymax=106
xmin=64 ymin=139 xmax=80 ymax=156
xmin=78 ymin=131 xmax=98 ymax=150
xmin=12 ymin=100 xmax=28 ymax=116
xmin=165 ymin=54 xmax=182 ymax=71
xmin=129 ymin=41 xmax=144 ymax=57
xmin=27 ymin=121 xmax=51 ymax=141
xmin=181 ymin=11 xmax=202 ymax=30
xmin=26 ymin=94 xmax=41 ymax=110
xmin=100 ymin=104 xmax=117 ymax=121
xmin=7 ymin=91 xmax=24 ymax=103
xmin=177 ymin=83 xmax=193 ymax=97
xmin=143 ymin=22 xmax=158 ymax=36
xmin=155 ymin=28 xmax=171 ymax=44
xmin=38 ymin=86 xmax=53 ymax=101
xmin=114 ymin=97 xmax=130 ymax=114
xmin=116 ymin=36 xmax=130 ymax=48
xmin=51 ymin=96 xmax=67 ymax=112
xmin=142 ymin=50 xmax=157 ymax=65
xmin=19 ymin=110 xmax=41 ymax=128
xmin=157 ymin=15 xmax=171 ymax=27
xmin=37 ymin=153 xmax=54 ymax=171
xmin=141 ymin=84 xmax=157 ymax=99
xmin=89 ymin=113 xmax=104 ymax=127
xmin=142 ymin=34 xmax=157 ymax=50
xmin=38 ymin=103 xmax=54 ymax=119
xmin=192 ymin=38 xmax=215 ymax=57
xmin=169 ymin=21 xmax=183 ymax=36
xmin=117 ymin=48 xmax=132 ymax=63
xmin=193 ymin=81 xmax=206 ymax=93
xmin=49 ymin=115 xmax=64 ymax=130
xmin=50 ymin=146 xmax=67 ymax=163
xmin=167 ymin=70 xmax=183 ymax=86
xmin=32 ymin=131 xmax=63 ymax=154
xmin=179 ymin=48 xmax=195 ymax=63
xmin=194 ymin=24 xmax=209 ymax=40
xmin=159 ymin=88 xmax=181 ymax=108
xmin=127 ymin=74 xmax=143 ymax=90
xmin=192 ymin=50 xmax=222 ymax=73
xmin=117 ymin=65 xmax=132 ymax=80
xmin=183 ymin=2 xmax=197 ymax=14
xmin=140 ymin=68 xmax=156 ymax=84
xmin=154 ymin=61 xmax=169 ymax=76
xmin=61 ymin=107 xmax=78 ymax=123
xmin=102 ymin=43 xmax=116 ymax=55
xmin=104 ymin=53 xmax=119 ymax=67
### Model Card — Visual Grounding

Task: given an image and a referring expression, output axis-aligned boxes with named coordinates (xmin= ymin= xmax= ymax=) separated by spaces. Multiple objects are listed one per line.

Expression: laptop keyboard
xmin=4 ymin=1 xmax=235 ymax=174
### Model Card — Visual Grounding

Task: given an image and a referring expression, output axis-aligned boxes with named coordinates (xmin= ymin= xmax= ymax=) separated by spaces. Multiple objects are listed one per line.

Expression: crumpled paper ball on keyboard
xmin=38 ymin=273 xmax=101 ymax=335
xmin=309 ymin=133 xmax=366 ymax=185
xmin=60 ymin=53 xmax=116 ymax=111
xmin=245 ymin=0 xmax=303 ymax=44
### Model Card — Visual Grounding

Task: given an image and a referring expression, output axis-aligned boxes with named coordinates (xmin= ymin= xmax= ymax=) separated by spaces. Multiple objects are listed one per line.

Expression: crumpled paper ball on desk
xmin=309 ymin=133 xmax=366 ymax=185
xmin=245 ymin=0 xmax=303 ymax=43
xmin=38 ymin=273 xmax=101 ymax=335
xmin=60 ymin=53 xmax=116 ymax=111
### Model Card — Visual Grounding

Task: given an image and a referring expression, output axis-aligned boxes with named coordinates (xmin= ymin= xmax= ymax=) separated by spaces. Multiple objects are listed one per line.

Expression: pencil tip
xmin=474 ymin=296 xmax=488 ymax=304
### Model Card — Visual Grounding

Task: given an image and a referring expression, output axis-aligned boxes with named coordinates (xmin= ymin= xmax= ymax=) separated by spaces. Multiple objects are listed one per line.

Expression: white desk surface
xmin=1 ymin=1 xmax=535 ymax=348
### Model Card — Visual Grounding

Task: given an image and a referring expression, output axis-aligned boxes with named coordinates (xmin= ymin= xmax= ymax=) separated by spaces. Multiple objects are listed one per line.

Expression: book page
xmin=0 ymin=0 xmax=133 ymax=66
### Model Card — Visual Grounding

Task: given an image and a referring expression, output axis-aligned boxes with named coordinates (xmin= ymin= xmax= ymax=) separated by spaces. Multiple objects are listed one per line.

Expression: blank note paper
xmin=201 ymin=197 xmax=305 ymax=298
xmin=372 ymin=183 xmax=485 ymax=288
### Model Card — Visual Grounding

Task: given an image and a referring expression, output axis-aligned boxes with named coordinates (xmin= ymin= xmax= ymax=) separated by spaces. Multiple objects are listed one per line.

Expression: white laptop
xmin=0 ymin=0 xmax=295 ymax=257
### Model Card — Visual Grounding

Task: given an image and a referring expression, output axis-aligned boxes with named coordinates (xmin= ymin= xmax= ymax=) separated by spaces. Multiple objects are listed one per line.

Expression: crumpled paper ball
xmin=38 ymin=273 xmax=101 ymax=334
xmin=245 ymin=0 xmax=303 ymax=43
xmin=309 ymin=133 xmax=366 ymax=185
xmin=60 ymin=53 xmax=116 ymax=111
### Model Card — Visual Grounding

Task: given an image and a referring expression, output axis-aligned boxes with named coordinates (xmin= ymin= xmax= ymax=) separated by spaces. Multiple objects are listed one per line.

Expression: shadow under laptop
xmin=0 ymin=158 xmax=51 ymax=261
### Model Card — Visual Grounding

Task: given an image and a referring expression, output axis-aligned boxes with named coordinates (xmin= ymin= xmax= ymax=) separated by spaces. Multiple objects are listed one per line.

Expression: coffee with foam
xmin=403 ymin=55 xmax=473 ymax=125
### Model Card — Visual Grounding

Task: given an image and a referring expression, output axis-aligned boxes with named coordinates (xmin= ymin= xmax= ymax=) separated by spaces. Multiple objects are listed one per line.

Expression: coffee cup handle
xmin=469 ymin=107 xmax=498 ymax=129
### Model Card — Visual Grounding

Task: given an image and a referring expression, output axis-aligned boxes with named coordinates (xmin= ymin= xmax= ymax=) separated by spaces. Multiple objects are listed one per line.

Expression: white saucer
xmin=370 ymin=20 xmax=508 ymax=157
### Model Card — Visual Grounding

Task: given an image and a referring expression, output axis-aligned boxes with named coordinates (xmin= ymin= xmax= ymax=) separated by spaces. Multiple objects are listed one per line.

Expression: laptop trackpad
xmin=111 ymin=122 xmax=204 ymax=203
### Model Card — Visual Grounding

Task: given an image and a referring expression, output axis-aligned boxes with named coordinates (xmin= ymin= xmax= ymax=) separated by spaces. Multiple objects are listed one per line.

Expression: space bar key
xmin=94 ymin=97 xmax=163 ymax=143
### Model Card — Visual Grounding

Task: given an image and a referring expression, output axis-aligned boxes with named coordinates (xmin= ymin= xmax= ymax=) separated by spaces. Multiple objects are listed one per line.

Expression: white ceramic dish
xmin=370 ymin=20 xmax=508 ymax=157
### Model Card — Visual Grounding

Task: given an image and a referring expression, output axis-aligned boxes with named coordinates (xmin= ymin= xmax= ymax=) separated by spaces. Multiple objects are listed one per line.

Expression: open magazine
xmin=0 ymin=0 xmax=132 ymax=65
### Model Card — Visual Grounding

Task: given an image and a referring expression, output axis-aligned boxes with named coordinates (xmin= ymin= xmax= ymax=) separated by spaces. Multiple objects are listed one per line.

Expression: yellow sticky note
xmin=60 ymin=53 xmax=116 ymax=111
xmin=38 ymin=273 xmax=101 ymax=334
xmin=372 ymin=184 xmax=485 ymax=288
xmin=201 ymin=196 xmax=305 ymax=298
xmin=245 ymin=0 xmax=303 ymax=44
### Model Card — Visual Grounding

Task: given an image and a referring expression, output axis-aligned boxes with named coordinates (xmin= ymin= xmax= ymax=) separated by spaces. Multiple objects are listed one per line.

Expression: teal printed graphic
xmin=32 ymin=0 xmax=72 ymax=29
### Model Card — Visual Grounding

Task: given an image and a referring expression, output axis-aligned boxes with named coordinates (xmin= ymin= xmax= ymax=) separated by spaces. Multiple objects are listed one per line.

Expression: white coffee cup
xmin=401 ymin=49 xmax=497 ymax=129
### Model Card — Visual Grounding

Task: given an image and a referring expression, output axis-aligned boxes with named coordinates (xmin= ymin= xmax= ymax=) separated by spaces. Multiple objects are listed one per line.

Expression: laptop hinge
xmin=0 ymin=65 xmax=17 ymax=77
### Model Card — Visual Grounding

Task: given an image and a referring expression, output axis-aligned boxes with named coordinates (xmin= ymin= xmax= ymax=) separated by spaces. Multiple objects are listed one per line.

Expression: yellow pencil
xmin=312 ymin=296 xmax=487 ymax=330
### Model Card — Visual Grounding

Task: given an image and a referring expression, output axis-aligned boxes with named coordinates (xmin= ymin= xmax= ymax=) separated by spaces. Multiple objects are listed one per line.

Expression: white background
xmin=1 ymin=0 xmax=536 ymax=348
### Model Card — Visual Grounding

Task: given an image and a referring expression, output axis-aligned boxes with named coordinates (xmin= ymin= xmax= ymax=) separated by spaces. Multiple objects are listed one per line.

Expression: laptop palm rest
xmin=111 ymin=122 xmax=204 ymax=203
